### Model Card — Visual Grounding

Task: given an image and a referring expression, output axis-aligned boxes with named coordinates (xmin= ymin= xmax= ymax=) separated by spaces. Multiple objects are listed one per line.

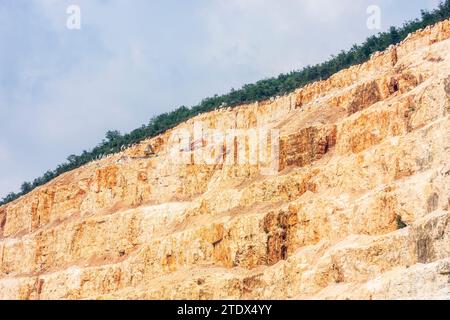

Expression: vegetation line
xmin=1 ymin=1 xmax=450 ymax=206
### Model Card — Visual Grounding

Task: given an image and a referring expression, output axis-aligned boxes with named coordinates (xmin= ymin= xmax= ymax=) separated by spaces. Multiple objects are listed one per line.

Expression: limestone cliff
xmin=1 ymin=20 xmax=450 ymax=300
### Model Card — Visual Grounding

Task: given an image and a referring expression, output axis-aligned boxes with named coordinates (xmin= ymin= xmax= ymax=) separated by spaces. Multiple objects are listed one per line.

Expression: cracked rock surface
xmin=0 ymin=20 xmax=449 ymax=300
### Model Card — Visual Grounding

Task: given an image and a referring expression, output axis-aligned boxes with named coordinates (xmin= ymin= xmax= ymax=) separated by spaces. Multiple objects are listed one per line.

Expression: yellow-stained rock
xmin=0 ymin=19 xmax=450 ymax=300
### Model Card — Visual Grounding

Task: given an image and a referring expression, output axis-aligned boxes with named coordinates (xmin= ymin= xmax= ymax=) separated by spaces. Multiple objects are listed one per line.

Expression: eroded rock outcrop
xmin=0 ymin=20 xmax=449 ymax=300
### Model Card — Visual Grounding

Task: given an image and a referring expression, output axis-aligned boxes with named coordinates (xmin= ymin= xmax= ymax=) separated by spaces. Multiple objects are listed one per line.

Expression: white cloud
xmin=196 ymin=0 xmax=366 ymax=78
xmin=0 ymin=0 xmax=438 ymax=198
xmin=0 ymin=141 xmax=11 ymax=162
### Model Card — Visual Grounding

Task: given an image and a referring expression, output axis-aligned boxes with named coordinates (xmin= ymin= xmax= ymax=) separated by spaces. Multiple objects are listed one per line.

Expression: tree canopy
xmin=1 ymin=1 xmax=450 ymax=206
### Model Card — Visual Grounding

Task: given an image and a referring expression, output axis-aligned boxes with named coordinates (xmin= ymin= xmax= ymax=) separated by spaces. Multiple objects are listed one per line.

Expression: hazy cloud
xmin=0 ymin=0 xmax=439 ymax=197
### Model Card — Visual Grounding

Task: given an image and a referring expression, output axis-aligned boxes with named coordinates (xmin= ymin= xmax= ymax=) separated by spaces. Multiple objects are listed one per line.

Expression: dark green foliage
xmin=396 ymin=215 xmax=408 ymax=229
xmin=1 ymin=2 xmax=450 ymax=206
xmin=20 ymin=182 xmax=33 ymax=194
xmin=1 ymin=192 xmax=19 ymax=205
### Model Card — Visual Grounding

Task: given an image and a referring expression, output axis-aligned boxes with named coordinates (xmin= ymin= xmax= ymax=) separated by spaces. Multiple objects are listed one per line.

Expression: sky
xmin=0 ymin=0 xmax=442 ymax=198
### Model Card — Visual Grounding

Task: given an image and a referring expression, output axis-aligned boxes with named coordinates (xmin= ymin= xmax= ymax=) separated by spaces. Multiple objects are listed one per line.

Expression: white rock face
xmin=0 ymin=19 xmax=449 ymax=300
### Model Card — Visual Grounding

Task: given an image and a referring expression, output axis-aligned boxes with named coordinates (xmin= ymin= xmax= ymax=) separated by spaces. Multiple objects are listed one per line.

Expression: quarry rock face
xmin=1 ymin=20 xmax=450 ymax=300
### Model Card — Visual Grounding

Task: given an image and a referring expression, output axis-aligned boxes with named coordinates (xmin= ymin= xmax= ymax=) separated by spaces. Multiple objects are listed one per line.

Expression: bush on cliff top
xmin=1 ymin=1 xmax=450 ymax=206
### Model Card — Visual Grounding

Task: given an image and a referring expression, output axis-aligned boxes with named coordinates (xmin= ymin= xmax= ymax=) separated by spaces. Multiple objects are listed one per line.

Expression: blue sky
xmin=0 ymin=0 xmax=442 ymax=198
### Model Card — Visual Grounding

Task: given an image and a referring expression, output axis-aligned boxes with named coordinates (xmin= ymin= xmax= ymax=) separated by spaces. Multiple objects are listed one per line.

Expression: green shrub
xmin=1 ymin=1 xmax=450 ymax=206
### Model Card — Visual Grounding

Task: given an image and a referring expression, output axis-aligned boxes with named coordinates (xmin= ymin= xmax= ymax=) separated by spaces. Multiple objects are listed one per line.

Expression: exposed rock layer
xmin=1 ymin=20 xmax=450 ymax=300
